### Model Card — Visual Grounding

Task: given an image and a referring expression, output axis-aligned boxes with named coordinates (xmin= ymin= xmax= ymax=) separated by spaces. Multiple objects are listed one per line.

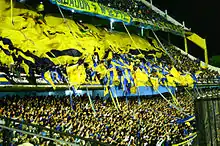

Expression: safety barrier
xmin=0 ymin=116 xmax=111 ymax=146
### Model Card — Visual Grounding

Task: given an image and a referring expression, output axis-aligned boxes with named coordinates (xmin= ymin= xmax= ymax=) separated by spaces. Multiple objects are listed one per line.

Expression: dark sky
xmin=151 ymin=0 xmax=220 ymax=59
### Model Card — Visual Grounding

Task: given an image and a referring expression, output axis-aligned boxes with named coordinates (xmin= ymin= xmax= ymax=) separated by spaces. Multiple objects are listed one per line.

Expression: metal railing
xmin=0 ymin=116 xmax=112 ymax=146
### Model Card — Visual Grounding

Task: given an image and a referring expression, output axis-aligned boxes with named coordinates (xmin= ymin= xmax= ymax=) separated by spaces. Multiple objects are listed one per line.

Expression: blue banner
xmin=108 ymin=85 xmax=176 ymax=97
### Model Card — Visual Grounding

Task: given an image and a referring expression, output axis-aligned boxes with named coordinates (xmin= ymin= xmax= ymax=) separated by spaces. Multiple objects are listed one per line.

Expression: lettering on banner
xmin=51 ymin=0 xmax=182 ymax=33
xmin=52 ymin=0 xmax=130 ymax=22
xmin=56 ymin=0 xmax=90 ymax=11
xmin=95 ymin=4 xmax=130 ymax=22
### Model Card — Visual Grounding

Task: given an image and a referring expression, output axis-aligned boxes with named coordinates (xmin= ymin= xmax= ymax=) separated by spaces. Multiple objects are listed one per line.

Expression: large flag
xmin=187 ymin=33 xmax=207 ymax=50
xmin=0 ymin=72 xmax=10 ymax=85
xmin=21 ymin=61 xmax=30 ymax=76
xmin=135 ymin=68 xmax=149 ymax=86
xmin=104 ymin=86 xmax=109 ymax=96
xmin=18 ymin=51 xmax=35 ymax=64
xmin=44 ymin=71 xmax=56 ymax=90
xmin=150 ymin=77 xmax=159 ymax=91
xmin=170 ymin=67 xmax=180 ymax=78
xmin=184 ymin=74 xmax=194 ymax=88
xmin=94 ymin=63 xmax=108 ymax=79
xmin=66 ymin=65 xmax=86 ymax=89
xmin=166 ymin=75 xmax=176 ymax=87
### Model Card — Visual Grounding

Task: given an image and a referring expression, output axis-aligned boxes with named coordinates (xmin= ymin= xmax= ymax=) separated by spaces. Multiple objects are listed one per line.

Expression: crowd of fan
xmin=90 ymin=0 xmax=170 ymax=23
xmin=165 ymin=45 xmax=220 ymax=84
xmin=1 ymin=45 xmax=219 ymax=87
xmin=0 ymin=91 xmax=198 ymax=145
xmin=1 ymin=34 xmax=220 ymax=87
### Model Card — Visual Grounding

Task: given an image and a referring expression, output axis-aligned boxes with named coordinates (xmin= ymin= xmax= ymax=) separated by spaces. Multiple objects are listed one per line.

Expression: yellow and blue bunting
xmin=0 ymin=72 xmax=11 ymax=85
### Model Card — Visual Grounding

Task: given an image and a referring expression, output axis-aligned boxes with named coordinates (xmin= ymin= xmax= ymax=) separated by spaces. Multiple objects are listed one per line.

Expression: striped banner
xmin=0 ymin=72 xmax=10 ymax=85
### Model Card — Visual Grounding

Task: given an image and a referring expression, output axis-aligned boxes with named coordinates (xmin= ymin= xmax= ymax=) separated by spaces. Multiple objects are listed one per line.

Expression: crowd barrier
xmin=0 ymin=116 xmax=111 ymax=146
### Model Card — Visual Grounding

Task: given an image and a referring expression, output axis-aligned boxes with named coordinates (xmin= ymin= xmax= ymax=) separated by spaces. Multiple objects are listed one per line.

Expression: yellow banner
xmin=51 ymin=0 xmax=131 ymax=23
xmin=0 ymin=77 xmax=8 ymax=82
xmin=187 ymin=33 xmax=208 ymax=64
xmin=187 ymin=33 xmax=207 ymax=50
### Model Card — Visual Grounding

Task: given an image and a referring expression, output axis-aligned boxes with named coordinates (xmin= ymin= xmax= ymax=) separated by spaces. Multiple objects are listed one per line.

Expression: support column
xmin=203 ymin=39 xmax=208 ymax=65
xmin=204 ymin=46 xmax=208 ymax=65
xmin=182 ymin=21 xmax=185 ymax=27
xmin=150 ymin=0 xmax=153 ymax=8
xmin=165 ymin=9 xmax=168 ymax=18
xmin=141 ymin=27 xmax=144 ymax=37
xmin=184 ymin=35 xmax=188 ymax=53
xmin=110 ymin=19 xmax=114 ymax=31
xmin=146 ymin=30 xmax=149 ymax=37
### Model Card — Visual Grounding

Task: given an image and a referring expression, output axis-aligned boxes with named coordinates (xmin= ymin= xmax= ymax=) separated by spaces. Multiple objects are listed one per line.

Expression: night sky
xmin=152 ymin=0 xmax=220 ymax=60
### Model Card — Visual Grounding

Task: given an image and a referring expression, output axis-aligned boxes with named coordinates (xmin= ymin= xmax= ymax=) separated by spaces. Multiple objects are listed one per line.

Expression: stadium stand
xmin=0 ymin=0 xmax=220 ymax=145
xmin=0 ymin=92 xmax=197 ymax=145
xmin=0 ymin=0 xmax=219 ymax=89
xmin=1 ymin=87 xmax=219 ymax=145
xmin=89 ymin=0 xmax=170 ymax=23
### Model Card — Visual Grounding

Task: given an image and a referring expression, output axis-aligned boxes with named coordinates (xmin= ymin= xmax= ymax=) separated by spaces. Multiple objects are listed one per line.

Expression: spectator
xmin=0 ymin=91 xmax=202 ymax=145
